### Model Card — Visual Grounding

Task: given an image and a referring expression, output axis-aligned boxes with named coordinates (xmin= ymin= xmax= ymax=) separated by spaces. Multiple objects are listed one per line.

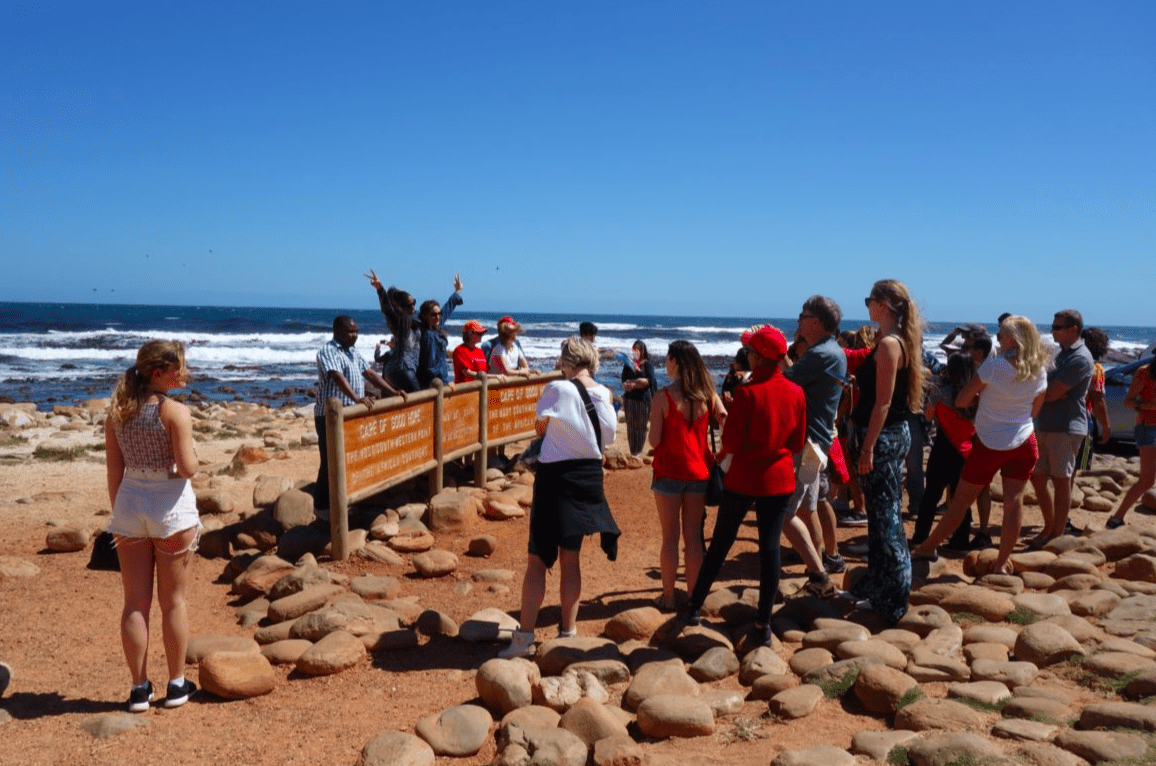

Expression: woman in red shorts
xmin=912 ymin=315 xmax=1049 ymax=573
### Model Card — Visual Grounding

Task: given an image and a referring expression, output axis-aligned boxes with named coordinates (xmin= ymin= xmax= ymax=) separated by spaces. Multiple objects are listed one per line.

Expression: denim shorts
xmin=1137 ymin=423 xmax=1156 ymax=447
xmin=651 ymin=477 xmax=708 ymax=496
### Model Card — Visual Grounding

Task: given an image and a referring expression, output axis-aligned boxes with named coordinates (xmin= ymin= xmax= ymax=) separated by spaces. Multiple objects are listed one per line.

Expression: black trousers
xmin=689 ymin=489 xmax=791 ymax=626
xmin=910 ymin=431 xmax=972 ymax=548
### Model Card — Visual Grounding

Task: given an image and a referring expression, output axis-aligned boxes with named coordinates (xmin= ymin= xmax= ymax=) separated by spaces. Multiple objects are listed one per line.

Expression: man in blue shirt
xmin=785 ymin=295 xmax=849 ymax=594
xmin=313 ymin=316 xmax=405 ymax=512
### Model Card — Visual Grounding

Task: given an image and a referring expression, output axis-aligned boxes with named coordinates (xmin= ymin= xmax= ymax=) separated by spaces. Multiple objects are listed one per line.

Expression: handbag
xmin=704 ymin=416 xmax=726 ymax=507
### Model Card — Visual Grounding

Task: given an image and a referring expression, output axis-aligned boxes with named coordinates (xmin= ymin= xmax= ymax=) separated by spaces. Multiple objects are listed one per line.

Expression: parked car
xmin=1104 ymin=356 xmax=1154 ymax=444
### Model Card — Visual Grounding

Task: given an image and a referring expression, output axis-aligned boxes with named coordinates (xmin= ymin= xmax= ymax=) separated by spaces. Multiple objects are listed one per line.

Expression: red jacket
xmin=722 ymin=365 xmax=807 ymax=496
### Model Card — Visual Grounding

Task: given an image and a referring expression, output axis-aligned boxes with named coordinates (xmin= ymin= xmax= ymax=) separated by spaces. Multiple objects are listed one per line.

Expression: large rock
xmin=252 ymin=474 xmax=295 ymax=508
xmin=603 ymin=606 xmax=665 ymax=642
xmin=426 ymin=490 xmax=476 ymax=533
xmin=558 ymin=698 xmax=630 ymax=745
xmin=635 ymin=695 xmax=714 ymax=738
xmin=186 ymin=635 xmax=260 ymax=663
xmin=45 ymin=525 xmax=90 ymax=552
xmin=288 ymin=598 xmax=400 ymax=641
xmin=850 ymin=730 xmax=920 ymax=761
xmin=534 ymin=670 xmax=609 ymax=712
xmin=1085 ymin=528 xmax=1145 ymax=560
xmin=499 ymin=724 xmax=587 ymax=766
xmin=970 ymin=659 xmax=1040 ymax=688
xmin=273 ymin=489 xmax=315 ymax=530
xmin=906 ymin=732 xmax=1006 ymax=766
xmin=1079 ymin=701 xmax=1156 ymax=732
xmin=267 ymin=583 xmax=345 ymax=622
xmin=276 ymin=524 xmax=329 ymax=563
xmin=894 ymin=697 xmax=989 ymax=732
xmin=963 ymin=627 xmax=1017 ymax=652
xmin=231 ymin=554 xmax=296 ymax=599
xmin=688 ymin=646 xmax=739 ymax=682
xmin=738 ymin=646 xmax=789 ymax=684
xmin=897 ymin=604 xmax=953 ymax=636
xmin=267 ymin=563 xmax=333 ymax=601
xmin=295 ymin=629 xmax=366 ymax=675
xmin=947 ymin=680 xmax=1012 ymax=706
xmin=1116 ymin=554 xmax=1156 ymax=583
xmin=1014 ymin=622 xmax=1086 ymax=667
xmin=537 ymin=637 xmax=621 ymax=677
xmin=1053 ymin=730 xmax=1149 ymax=764
xmin=350 ymin=574 xmax=402 ymax=601
xmin=854 ymin=664 xmax=920 ymax=715
xmin=357 ymin=731 xmax=435 ymax=766
xmin=261 ymin=639 xmax=313 ymax=665
xmin=412 ymin=549 xmax=458 ymax=578
xmin=459 ymin=607 xmax=521 ymax=643
xmin=769 ymin=683 xmax=825 ymax=719
xmin=623 ymin=662 xmax=698 ymax=711
xmin=414 ymin=704 xmax=492 ymax=757
xmin=771 ymin=746 xmax=856 ymax=766
xmin=836 ymin=639 xmax=908 ymax=670
xmin=1081 ymin=651 xmax=1156 ymax=679
xmin=938 ymin=585 xmax=1017 ymax=621
xmin=198 ymin=650 xmax=276 ymax=699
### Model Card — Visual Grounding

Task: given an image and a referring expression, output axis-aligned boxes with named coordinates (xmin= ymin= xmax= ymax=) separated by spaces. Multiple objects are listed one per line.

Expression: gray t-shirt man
xmin=785 ymin=335 xmax=847 ymax=453
xmin=1036 ymin=338 xmax=1093 ymax=435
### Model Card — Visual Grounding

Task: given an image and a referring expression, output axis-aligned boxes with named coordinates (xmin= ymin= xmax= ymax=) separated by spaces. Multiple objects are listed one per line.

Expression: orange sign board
xmin=443 ymin=392 xmax=480 ymax=453
xmin=487 ymin=380 xmax=548 ymax=441
xmin=343 ymin=401 xmax=434 ymax=496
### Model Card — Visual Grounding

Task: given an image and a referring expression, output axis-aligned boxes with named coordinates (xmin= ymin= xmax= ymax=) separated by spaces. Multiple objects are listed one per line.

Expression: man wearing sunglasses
xmin=1031 ymin=309 xmax=1094 ymax=543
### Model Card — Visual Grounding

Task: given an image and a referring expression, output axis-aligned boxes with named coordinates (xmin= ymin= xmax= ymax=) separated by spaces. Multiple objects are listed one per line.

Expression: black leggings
xmin=910 ymin=431 xmax=972 ymax=548
xmin=688 ymin=489 xmax=791 ymax=626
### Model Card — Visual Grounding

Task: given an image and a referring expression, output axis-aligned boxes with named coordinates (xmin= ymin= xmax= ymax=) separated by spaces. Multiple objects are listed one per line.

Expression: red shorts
xmin=960 ymin=433 xmax=1038 ymax=486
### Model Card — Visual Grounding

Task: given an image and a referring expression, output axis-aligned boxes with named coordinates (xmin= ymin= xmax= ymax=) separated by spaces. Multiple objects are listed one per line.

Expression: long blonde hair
xmin=1000 ymin=316 xmax=1051 ymax=382
xmin=109 ymin=340 xmax=187 ymax=424
xmin=869 ymin=279 xmax=925 ymax=413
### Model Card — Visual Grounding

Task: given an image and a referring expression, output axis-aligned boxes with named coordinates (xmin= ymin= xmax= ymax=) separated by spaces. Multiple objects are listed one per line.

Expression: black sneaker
xmin=822 ymin=552 xmax=846 ymax=574
xmin=127 ymin=680 xmax=153 ymax=713
xmin=1063 ymin=520 xmax=1081 ymax=537
xmin=1106 ymin=517 xmax=1125 ymax=530
xmin=164 ymin=679 xmax=196 ymax=709
xmin=970 ymin=533 xmax=993 ymax=550
xmin=681 ymin=607 xmax=702 ymax=627
xmin=840 ymin=512 xmax=869 ymax=527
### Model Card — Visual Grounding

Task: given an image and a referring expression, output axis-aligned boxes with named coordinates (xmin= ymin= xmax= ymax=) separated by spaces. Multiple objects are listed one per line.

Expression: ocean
xmin=2 ymin=301 xmax=1153 ymax=412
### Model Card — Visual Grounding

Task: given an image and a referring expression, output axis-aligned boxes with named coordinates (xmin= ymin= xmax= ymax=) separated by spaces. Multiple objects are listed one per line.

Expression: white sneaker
xmin=498 ymin=630 xmax=535 ymax=659
xmin=557 ymin=627 xmax=577 ymax=638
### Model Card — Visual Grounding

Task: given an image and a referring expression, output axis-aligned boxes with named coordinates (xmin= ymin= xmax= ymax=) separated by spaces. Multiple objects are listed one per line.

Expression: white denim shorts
xmin=108 ymin=468 xmax=200 ymax=539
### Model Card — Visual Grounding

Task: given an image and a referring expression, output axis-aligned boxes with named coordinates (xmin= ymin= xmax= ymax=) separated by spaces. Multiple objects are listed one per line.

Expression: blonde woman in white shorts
xmin=105 ymin=340 xmax=200 ymax=712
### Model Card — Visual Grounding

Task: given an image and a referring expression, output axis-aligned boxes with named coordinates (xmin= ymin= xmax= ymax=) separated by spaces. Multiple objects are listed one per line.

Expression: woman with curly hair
xmin=105 ymin=340 xmax=200 ymax=712
xmin=913 ymin=315 xmax=1049 ymax=573
xmin=847 ymin=279 xmax=925 ymax=623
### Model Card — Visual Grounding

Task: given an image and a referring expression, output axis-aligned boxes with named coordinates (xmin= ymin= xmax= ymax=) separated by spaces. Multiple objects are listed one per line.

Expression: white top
xmin=489 ymin=342 xmax=525 ymax=374
xmin=974 ymin=352 xmax=1047 ymax=450
xmin=537 ymin=379 xmax=617 ymax=462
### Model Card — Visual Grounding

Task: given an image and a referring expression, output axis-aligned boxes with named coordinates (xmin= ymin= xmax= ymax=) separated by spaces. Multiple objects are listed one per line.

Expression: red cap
xmin=746 ymin=325 xmax=788 ymax=361
xmin=463 ymin=319 xmax=487 ymax=334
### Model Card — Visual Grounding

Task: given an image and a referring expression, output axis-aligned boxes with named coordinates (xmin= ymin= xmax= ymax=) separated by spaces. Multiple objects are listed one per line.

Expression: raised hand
xmin=453 ymin=272 xmax=463 ymax=293
xmin=364 ymin=268 xmax=383 ymax=290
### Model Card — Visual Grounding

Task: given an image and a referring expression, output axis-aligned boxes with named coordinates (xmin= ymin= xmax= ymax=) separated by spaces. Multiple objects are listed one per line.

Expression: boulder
xmin=253 ymin=475 xmax=295 ymax=508
xmin=1014 ymin=622 xmax=1086 ymax=667
xmin=411 ymin=549 xmax=458 ymax=578
xmin=476 ymin=659 xmax=534 ymax=715
xmin=231 ymin=554 xmax=297 ymax=599
xmin=947 ymin=680 xmax=1012 ymax=706
xmin=854 ymin=664 xmax=920 ymax=715
xmin=267 ymin=583 xmax=345 ymax=622
xmin=970 ymin=659 xmax=1039 ymax=688
xmin=499 ymin=723 xmax=587 ymax=766
xmin=592 ymin=735 xmax=647 ymax=766
xmin=623 ymin=662 xmax=698 ymax=711
xmin=537 ymin=637 xmax=621 ymax=677
xmin=295 ymin=629 xmax=366 ymax=675
xmin=1116 ymin=554 xmax=1156 ymax=583
xmin=850 ymin=730 xmax=919 ymax=762
xmin=267 ymin=563 xmax=333 ymax=601
xmin=635 ymin=695 xmax=714 ymax=738
xmin=427 ymin=490 xmax=476 ymax=533
xmin=288 ymin=598 xmax=399 ymax=641
xmin=789 ymin=647 xmax=834 ymax=677
xmin=467 ymin=534 xmax=498 ymax=556
xmin=603 ymin=606 xmax=665 ymax=642
xmin=414 ymin=704 xmax=492 ymax=757
xmin=357 ymin=731 xmax=435 ymax=766
xmin=198 ymin=650 xmax=276 ymax=699
xmin=350 ymin=574 xmax=402 ymax=601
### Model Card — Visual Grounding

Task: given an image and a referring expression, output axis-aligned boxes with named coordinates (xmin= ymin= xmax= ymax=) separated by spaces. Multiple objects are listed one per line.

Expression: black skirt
xmin=529 ymin=458 xmax=620 ymax=568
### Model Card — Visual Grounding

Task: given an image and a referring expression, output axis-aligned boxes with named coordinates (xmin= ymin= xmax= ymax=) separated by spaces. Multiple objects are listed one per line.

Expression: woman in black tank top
xmin=846 ymin=280 xmax=925 ymax=624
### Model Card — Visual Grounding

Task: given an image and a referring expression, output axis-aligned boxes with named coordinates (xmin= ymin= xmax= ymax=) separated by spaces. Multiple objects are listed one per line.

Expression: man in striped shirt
xmin=313 ymin=315 xmax=405 ymax=512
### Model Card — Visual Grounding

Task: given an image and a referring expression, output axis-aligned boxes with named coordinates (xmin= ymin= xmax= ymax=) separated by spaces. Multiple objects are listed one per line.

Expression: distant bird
xmin=209 ymin=249 xmax=212 ymax=253
xmin=145 ymin=254 xmax=149 ymax=258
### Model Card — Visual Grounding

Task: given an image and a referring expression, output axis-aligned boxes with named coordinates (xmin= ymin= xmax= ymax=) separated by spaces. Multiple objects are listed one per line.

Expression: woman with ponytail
xmin=846 ymin=279 xmax=925 ymax=623
xmin=105 ymin=340 xmax=200 ymax=713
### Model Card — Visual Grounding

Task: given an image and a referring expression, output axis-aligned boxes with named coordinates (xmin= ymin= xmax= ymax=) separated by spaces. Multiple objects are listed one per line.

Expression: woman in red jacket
xmin=682 ymin=326 xmax=806 ymax=646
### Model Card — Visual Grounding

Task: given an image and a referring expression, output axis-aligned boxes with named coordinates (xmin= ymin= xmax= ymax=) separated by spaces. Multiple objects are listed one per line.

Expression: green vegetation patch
xmin=810 ymin=668 xmax=860 ymax=698
xmin=1006 ymin=606 xmax=1041 ymax=625
xmin=896 ymin=687 xmax=925 ymax=711
xmin=955 ymin=697 xmax=1010 ymax=713
xmin=32 ymin=444 xmax=90 ymax=461
xmin=717 ymin=716 xmax=766 ymax=743
xmin=0 ymin=434 xmax=29 ymax=447
xmin=951 ymin=612 xmax=985 ymax=624
xmin=886 ymin=746 xmax=909 ymax=765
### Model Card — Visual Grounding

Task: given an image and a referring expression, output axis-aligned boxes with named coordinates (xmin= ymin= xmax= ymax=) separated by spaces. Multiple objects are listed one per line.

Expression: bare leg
xmin=154 ymin=527 xmax=197 ymax=683
xmin=816 ymin=499 xmax=838 ymax=556
xmin=783 ymin=515 xmax=824 ymax=574
xmin=653 ymin=492 xmax=683 ymax=607
xmin=516 ymin=554 xmax=548 ymax=634
xmin=1049 ymin=476 xmax=1072 ymax=537
xmin=797 ymin=505 xmax=823 ymax=553
xmin=115 ymin=536 xmax=156 ymax=685
xmin=680 ymin=492 xmax=706 ymax=595
xmin=977 ymin=486 xmax=992 ymax=532
xmin=1111 ymin=446 xmax=1156 ymax=522
xmin=1031 ymin=473 xmax=1054 ymax=539
xmin=558 ymin=549 xmax=582 ymax=634
xmin=912 ymin=479 xmax=985 ymax=556
xmin=995 ymin=477 xmax=1028 ymax=571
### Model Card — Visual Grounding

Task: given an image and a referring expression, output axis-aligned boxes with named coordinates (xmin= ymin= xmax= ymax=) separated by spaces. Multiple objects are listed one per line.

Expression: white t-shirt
xmin=489 ymin=342 xmax=525 ymax=374
xmin=537 ymin=379 xmax=617 ymax=462
xmin=974 ymin=352 xmax=1047 ymax=450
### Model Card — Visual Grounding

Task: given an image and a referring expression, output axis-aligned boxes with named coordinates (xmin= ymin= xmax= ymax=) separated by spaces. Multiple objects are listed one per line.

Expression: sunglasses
xmin=798 ymin=312 xmax=816 ymax=321
xmin=1050 ymin=324 xmax=1073 ymax=331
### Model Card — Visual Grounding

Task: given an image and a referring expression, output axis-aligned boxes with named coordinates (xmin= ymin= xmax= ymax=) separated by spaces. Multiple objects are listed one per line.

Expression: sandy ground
xmin=0 ymin=412 xmax=1147 ymax=766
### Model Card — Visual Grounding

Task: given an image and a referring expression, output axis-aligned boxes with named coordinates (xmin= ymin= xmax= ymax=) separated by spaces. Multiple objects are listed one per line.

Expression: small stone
xmin=993 ymin=718 xmax=1059 ymax=742
xmin=769 ymin=683 xmax=825 ymax=719
xmin=854 ymin=664 xmax=920 ymax=714
xmin=467 ymin=534 xmax=498 ymax=556
xmin=295 ymin=629 xmax=366 ymax=675
xmin=850 ymin=730 xmax=919 ymax=761
xmin=459 ymin=607 xmax=521 ymax=643
xmin=906 ymin=732 xmax=1006 ymax=766
xmin=1053 ymin=730 xmax=1149 ymax=764
xmin=357 ymin=731 xmax=435 ymax=766
xmin=603 ymin=606 xmax=665 ymax=642
xmin=771 ymin=745 xmax=856 ymax=766
xmin=261 ymin=639 xmax=313 ymax=665
xmin=947 ymin=680 xmax=1011 ymax=706
xmin=1079 ymin=701 xmax=1156 ymax=733
xmin=894 ymin=697 xmax=988 ymax=732
xmin=412 ymin=549 xmax=458 ymax=578
xmin=45 ymin=525 xmax=90 ymax=552
xmin=688 ymin=646 xmax=739 ymax=682
xmin=623 ymin=662 xmax=698 ymax=711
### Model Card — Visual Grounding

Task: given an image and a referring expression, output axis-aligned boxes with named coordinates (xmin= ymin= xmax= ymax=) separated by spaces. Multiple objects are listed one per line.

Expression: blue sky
xmin=3 ymin=0 xmax=1153 ymax=325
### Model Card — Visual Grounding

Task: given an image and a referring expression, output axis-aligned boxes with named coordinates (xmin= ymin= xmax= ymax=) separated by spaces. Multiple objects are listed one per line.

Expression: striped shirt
xmin=315 ymin=339 xmax=370 ymax=416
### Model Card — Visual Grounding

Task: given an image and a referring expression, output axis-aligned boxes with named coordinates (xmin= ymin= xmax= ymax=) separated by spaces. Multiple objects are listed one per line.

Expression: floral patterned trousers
xmin=850 ymin=421 xmax=912 ymax=623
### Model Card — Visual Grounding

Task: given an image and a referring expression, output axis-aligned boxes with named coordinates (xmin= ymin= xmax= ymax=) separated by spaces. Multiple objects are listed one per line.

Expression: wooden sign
xmin=487 ymin=379 xmax=549 ymax=441
xmin=343 ymin=400 xmax=434 ymax=496
xmin=443 ymin=391 xmax=480 ymax=453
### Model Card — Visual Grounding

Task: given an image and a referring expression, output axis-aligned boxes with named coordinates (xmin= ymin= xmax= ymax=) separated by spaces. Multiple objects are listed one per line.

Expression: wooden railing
xmin=324 ymin=372 xmax=562 ymax=559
